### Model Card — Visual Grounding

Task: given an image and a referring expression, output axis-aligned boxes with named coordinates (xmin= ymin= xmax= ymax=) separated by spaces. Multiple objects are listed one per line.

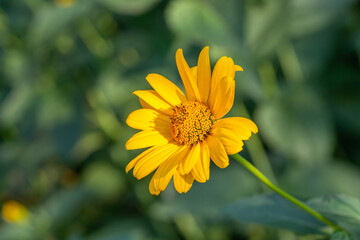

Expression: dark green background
xmin=1 ymin=0 xmax=360 ymax=239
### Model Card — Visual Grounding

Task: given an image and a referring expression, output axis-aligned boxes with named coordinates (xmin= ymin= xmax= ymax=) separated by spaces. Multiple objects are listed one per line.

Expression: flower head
xmin=2 ymin=200 xmax=28 ymax=223
xmin=125 ymin=47 xmax=258 ymax=195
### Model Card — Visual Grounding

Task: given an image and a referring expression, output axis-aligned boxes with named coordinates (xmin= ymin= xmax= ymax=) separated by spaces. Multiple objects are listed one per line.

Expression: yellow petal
xmin=208 ymin=76 xmax=235 ymax=119
xmin=212 ymin=117 xmax=257 ymax=155
xmin=208 ymin=57 xmax=235 ymax=116
xmin=176 ymin=49 xmax=201 ymax=101
xmin=125 ymin=146 xmax=157 ymax=173
xmin=133 ymin=90 xmax=173 ymax=115
xmin=173 ymin=171 xmax=194 ymax=194
xmin=235 ymin=65 xmax=243 ymax=72
xmin=190 ymin=66 xmax=197 ymax=80
xmin=192 ymin=141 xmax=211 ymax=182
xmin=191 ymin=163 xmax=204 ymax=183
xmin=139 ymin=98 xmax=153 ymax=109
xmin=146 ymin=73 xmax=187 ymax=106
xmin=126 ymin=109 xmax=170 ymax=131
xmin=149 ymin=175 xmax=161 ymax=195
xmin=212 ymin=128 xmax=244 ymax=155
xmin=206 ymin=135 xmax=229 ymax=168
xmin=153 ymin=146 xmax=188 ymax=191
xmin=133 ymin=143 xmax=179 ymax=179
xmin=179 ymin=142 xmax=201 ymax=174
xmin=201 ymin=141 xmax=211 ymax=180
xmin=211 ymin=56 xmax=235 ymax=82
xmin=214 ymin=117 xmax=258 ymax=135
xmin=125 ymin=130 xmax=172 ymax=150
xmin=197 ymin=46 xmax=211 ymax=102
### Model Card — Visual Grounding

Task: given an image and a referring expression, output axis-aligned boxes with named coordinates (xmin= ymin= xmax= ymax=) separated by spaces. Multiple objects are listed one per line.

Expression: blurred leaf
xmin=331 ymin=230 xmax=360 ymax=240
xmin=0 ymin=223 xmax=40 ymax=240
xmin=245 ymin=0 xmax=354 ymax=58
xmin=283 ymin=162 xmax=360 ymax=199
xmin=294 ymin=29 xmax=336 ymax=78
xmin=17 ymin=138 xmax=57 ymax=170
xmin=51 ymin=112 xmax=83 ymax=158
xmin=83 ymin=161 xmax=125 ymax=200
xmin=289 ymin=0 xmax=355 ymax=37
xmin=207 ymin=0 xmax=244 ymax=37
xmin=37 ymin=90 xmax=74 ymax=129
xmin=2 ymin=50 xmax=29 ymax=85
xmin=36 ymin=186 xmax=91 ymax=227
xmin=72 ymin=131 xmax=106 ymax=160
xmin=166 ymin=0 xmax=233 ymax=45
xmin=95 ymin=67 xmax=135 ymax=109
xmin=308 ymin=195 xmax=360 ymax=234
xmin=255 ymin=87 xmax=334 ymax=164
xmin=87 ymin=220 xmax=148 ymax=240
xmin=245 ymin=1 xmax=287 ymax=59
xmin=0 ymin=84 xmax=34 ymax=126
xmin=28 ymin=1 xmax=94 ymax=47
xmin=98 ymin=0 xmax=161 ymax=15
xmin=308 ymin=195 xmax=360 ymax=225
xmin=222 ymin=194 xmax=325 ymax=234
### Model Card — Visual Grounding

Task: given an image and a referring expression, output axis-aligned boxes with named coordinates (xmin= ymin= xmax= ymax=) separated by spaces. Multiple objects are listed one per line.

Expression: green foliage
xmin=223 ymin=194 xmax=360 ymax=236
xmin=222 ymin=194 xmax=325 ymax=234
xmin=0 ymin=0 xmax=359 ymax=239
xmin=166 ymin=0 xmax=232 ymax=46
xmin=308 ymin=195 xmax=360 ymax=234
xmin=331 ymin=230 xmax=360 ymax=240
xmin=99 ymin=0 xmax=162 ymax=16
xmin=255 ymin=86 xmax=334 ymax=164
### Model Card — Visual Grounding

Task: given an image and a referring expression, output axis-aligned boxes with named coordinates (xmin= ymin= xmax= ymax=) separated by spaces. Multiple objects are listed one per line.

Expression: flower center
xmin=170 ymin=101 xmax=214 ymax=146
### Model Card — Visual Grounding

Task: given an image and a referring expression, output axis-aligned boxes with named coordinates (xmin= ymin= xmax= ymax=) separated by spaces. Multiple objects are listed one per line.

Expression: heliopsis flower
xmin=125 ymin=46 xmax=258 ymax=195
xmin=2 ymin=200 xmax=28 ymax=223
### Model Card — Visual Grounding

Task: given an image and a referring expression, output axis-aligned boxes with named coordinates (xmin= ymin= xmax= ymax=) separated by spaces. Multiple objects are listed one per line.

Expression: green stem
xmin=230 ymin=153 xmax=342 ymax=231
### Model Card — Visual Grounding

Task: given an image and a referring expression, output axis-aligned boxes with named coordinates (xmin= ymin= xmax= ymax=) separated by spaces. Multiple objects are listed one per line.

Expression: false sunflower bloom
xmin=125 ymin=47 xmax=258 ymax=195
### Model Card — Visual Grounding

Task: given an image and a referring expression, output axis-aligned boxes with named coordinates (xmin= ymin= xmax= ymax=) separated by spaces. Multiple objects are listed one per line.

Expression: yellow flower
xmin=125 ymin=46 xmax=258 ymax=195
xmin=2 ymin=200 xmax=28 ymax=223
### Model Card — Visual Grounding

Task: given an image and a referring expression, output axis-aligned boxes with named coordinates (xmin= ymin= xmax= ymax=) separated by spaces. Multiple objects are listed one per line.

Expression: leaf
xmin=331 ymin=230 xmax=360 ymax=240
xmin=255 ymin=87 xmax=334 ymax=164
xmin=244 ymin=0 xmax=355 ymax=58
xmin=82 ymin=161 xmax=125 ymax=200
xmin=309 ymin=195 xmax=360 ymax=224
xmin=165 ymin=0 xmax=233 ymax=45
xmin=245 ymin=1 xmax=288 ymax=59
xmin=289 ymin=0 xmax=355 ymax=37
xmin=283 ymin=162 xmax=360 ymax=200
xmin=28 ymin=0 xmax=94 ymax=47
xmin=308 ymin=195 xmax=360 ymax=234
xmin=98 ymin=0 xmax=161 ymax=16
xmin=222 ymin=194 xmax=325 ymax=234
xmin=87 ymin=220 xmax=148 ymax=240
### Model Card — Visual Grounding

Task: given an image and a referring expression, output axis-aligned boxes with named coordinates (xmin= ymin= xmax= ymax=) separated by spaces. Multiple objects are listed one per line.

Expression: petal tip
xmin=145 ymin=73 xmax=154 ymax=79
xmin=125 ymin=165 xmax=132 ymax=173
xmin=202 ymin=46 xmax=209 ymax=52
xmin=235 ymin=65 xmax=244 ymax=72
xmin=221 ymin=162 xmax=229 ymax=168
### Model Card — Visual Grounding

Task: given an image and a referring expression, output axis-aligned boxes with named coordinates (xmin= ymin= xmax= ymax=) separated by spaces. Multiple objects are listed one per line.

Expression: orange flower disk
xmin=125 ymin=47 xmax=258 ymax=195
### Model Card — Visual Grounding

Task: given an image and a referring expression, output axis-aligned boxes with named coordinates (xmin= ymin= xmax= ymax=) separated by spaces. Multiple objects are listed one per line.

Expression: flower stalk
xmin=230 ymin=153 xmax=342 ymax=231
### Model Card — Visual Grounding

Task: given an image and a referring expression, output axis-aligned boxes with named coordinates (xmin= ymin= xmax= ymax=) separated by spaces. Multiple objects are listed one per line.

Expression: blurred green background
xmin=1 ymin=0 xmax=360 ymax=239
